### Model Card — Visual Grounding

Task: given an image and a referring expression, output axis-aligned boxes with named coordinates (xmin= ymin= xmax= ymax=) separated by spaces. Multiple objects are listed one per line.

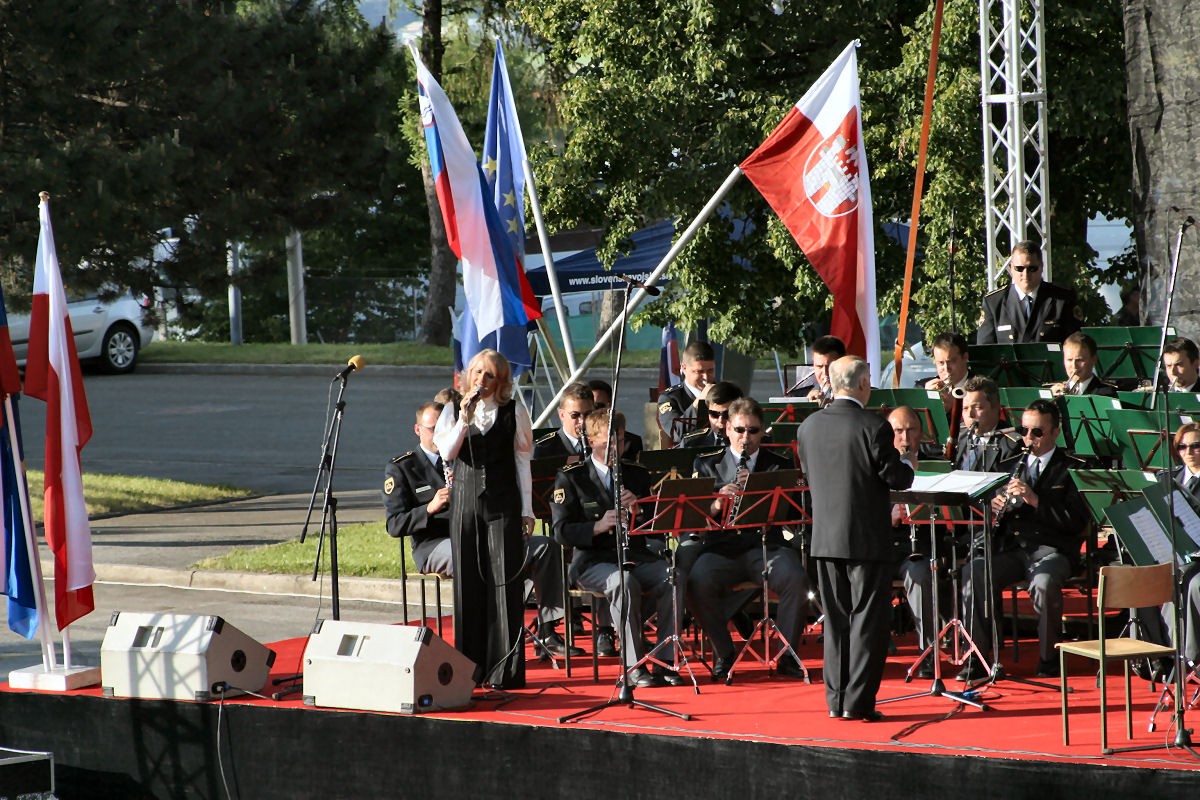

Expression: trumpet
xmin=927 ymin=378 xmax=966 ymax=399
xmin=1044 ymin=376 xmax=1080 ymax=397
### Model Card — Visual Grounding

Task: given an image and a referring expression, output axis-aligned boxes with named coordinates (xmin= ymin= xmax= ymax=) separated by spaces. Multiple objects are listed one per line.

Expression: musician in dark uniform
xmin=679 ymin=380 xmax=744 ymax=450
xmin=805 ymin=335 xmax=845 ymax=403
xmin=956 ymin=400 xmax=1089 ymax=681
xmin=433 ymin=349 xmax=534 ymax=689
xmin=688 ymin=397 xmax=810 ymax=683
xmin=550 ymin=410 xmax=682 ymax=687
xmin=587 ymin=379 xmax=642 ymax=460
xmin=976 ymin=241 xmax=1082 ymax=345
xmin=798 ymin=357 xmax=914 ymax=721
xmin=657 ymin=340 xmax=717 ymax=446
xmin=953 ymin=377 xmax=1022 ymax=471
xmin=389 ymin=400 xmax=574 ymax=657
xmin=1163 ymin=337 xmax=1200 ymax=393
xmin=923 ymin=332 xmax=972 ymax=412
xmin=1057 ymin=332 xmax=1117 ymax=397
xmin=533 ymin=381 xmax=594 ymax=461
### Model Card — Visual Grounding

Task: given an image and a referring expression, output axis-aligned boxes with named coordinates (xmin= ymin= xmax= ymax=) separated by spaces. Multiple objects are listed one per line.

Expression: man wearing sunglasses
xmin=535 ymin=382 xmax=595 ymax=461
xmin=680 ymin=380 xmax=744 ymax=449
xmin=798 ymin=357 xmax=914 ymax=722
xmin=587 ymin=379 xmax=643 ymax=459
xmin=976 ymin=241 xmax=1082 ymax=345
xmin=957 ymin=399 xmax=1089 ymax=681
xmin=689 ymin=397 xmax=810 ymax=683
xmin=657 ymin=340 xmax=718 ymax=446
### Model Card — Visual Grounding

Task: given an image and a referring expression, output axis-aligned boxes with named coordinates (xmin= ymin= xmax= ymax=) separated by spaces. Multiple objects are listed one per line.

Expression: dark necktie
xmin=1026 ymin=456 xmax=1041 ymax=485
xmin=960 ymin=436 xmax=979 ymax=471
xmin=1186 ymin=475 xmax=1198 ymax=496
xmin=435 ymin=456 xmax=444 ymax=474
xmin=1023 ymin=294 xmax=1034 ymax=323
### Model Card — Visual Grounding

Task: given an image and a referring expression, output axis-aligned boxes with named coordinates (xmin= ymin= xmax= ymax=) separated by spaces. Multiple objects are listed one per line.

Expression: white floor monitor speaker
xmin=303 ymin=620 xmax=480 ymax=714
xmin=100 ymin=612 xmax=276 ymax=702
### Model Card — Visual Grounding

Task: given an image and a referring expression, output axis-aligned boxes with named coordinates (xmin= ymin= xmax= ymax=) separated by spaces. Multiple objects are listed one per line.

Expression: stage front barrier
xmin=303 ymin=620 xmax=479 ymax=714
xmin=101 ymin=612 xmax=276 ymax=702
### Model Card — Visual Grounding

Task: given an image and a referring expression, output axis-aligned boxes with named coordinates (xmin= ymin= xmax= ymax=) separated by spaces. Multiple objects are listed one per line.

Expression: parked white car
xmin=8 ymin=290 xmax=155 ymax=374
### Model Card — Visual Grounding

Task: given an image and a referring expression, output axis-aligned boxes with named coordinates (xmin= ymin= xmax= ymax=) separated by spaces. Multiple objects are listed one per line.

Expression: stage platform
xmin=0 ymin=616 xmax=1198 ymax=799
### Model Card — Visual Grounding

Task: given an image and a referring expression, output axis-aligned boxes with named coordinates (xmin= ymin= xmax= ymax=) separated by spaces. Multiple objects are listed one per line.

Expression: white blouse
xmin=434 ymin=397 xmax=533 ymax=519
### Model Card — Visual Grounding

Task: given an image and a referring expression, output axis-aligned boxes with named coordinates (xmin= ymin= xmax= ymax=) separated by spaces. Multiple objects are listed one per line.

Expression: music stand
xmin=722 ymin=473 xmax=812 ymax=684
xmin=878 ymin=476 xmax=1002 ymax=711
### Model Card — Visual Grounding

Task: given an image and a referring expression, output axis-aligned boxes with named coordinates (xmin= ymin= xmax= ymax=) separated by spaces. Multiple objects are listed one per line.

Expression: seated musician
xmin=952 ymin=376 xmax=1022 ymax=470
xmin=587 ymin=379 xmax=642 ymax=460
xmin=550 ymin=409 xmax=684 ymax=687
xmin=805 ymin=335 xmax=845 ymax=404
xmin=923 ymin=332 xmax=972 ymax=413
xmin=534 ymin=381 xmax=594 ymax=460
xmin=680 ymin=380 xmax=744 ymax=449
xmin=887 ymin=407 xmax=937 ymax=678
xmin=1163 ymin=337 xmax=1200 ymax=393
xmin=687 ymin=397 xmax=810 ymax=682
xmin=1055 ymin=332 xmax=1117 ymax=397
xmin=957 ymin=399 xmax=1089 ymax=681
xmin=385 ymin=401 xmax=576 ymax=655
xmin=657 ymin=340 xmax=718 ymax=446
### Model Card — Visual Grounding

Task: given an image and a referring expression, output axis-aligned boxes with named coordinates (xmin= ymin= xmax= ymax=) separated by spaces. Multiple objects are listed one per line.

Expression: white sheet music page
xmin=1129 ymin=506 xmax=1179 ymax=565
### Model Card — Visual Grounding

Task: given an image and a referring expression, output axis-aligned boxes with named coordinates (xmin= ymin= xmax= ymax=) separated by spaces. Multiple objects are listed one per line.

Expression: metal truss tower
xmin=979 ymin=0 xmax=1052 ymax=288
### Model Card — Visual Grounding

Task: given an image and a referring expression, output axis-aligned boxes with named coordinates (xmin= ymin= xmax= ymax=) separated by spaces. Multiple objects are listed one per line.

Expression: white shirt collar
xmin=420 ymin=445 xmax=440 ymax=467
xmin=835 ymin=394 xmax=865 ymax=408
xmin=590 ymin=457 xmax=611 ymax=482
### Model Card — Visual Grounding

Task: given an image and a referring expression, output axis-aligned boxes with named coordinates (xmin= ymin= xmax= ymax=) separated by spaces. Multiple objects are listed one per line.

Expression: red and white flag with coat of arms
xmin=740 ymin=41 xmax=879 ymax=385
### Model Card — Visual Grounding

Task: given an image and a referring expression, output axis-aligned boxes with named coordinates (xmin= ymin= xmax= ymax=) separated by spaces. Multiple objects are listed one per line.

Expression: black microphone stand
xmin=559 ymin=279 xmax=688 ymax=724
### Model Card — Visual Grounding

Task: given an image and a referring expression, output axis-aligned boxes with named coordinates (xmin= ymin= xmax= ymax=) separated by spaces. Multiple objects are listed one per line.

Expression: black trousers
xmin=816 ymin=558 xmax=892 ymax=716
xmin=450 ymin=498 xmax=526 ymax=689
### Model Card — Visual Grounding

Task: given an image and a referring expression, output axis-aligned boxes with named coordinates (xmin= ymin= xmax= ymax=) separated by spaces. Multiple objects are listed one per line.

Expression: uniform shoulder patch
xmin=536 ymin=430 xmax=559 ymax=444
xmin=984 ymin=286 xmax=1006 ymax=297
xmin=658 ymin=401 xmax=673 ymax=415
xmin=562 ymin=460 xmax=586 ymax=472
xmin=390 ymin=451 xmax=415 ymax=464
xmin=552 ymin=487 xmax=566 ymax=504
xmin=699 ymin=447 xmax=726 ymax=459
xmin=383 ymin=476 xmax=396 ymax=495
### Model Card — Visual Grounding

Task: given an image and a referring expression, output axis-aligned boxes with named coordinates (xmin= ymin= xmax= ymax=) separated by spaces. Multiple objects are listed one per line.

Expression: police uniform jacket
xmin=992 ymin=448 xmax=1089 ymax=561
xmin=657 ymin=383 xmax=705 ymax=445
xmin=534 ymin=428 xmax=587 ymax=460
xmin=953 ymin=424 xmax=1023 ymax=472
xmin=550 ymin=459 xmax=657 ymax=583
xmin=1079 ymin=377 xmax=1119 ymax=398
xmin=691 ymin=446 xmax=795 ymax=557
xmin=976 ymin=281 xmax=1082 ymax=344
xmin=382 ymin=450 xmax=449 ymax=569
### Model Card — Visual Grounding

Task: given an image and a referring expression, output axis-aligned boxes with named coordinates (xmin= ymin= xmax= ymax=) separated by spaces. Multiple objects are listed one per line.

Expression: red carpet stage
xmin=1 ymin=612 xmax=1198 ymax=799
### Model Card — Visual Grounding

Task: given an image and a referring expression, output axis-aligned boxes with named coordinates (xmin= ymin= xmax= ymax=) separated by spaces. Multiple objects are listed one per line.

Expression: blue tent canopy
xmin=525 ymin=220 xmax=675 ymax=296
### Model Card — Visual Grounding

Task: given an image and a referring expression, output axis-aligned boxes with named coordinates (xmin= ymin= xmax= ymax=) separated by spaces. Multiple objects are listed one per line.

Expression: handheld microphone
xmin=334 ymin=354 xmax=366 ymax=380
xmin=616 ymin=273 xmax=661 ymax=297
xmin=465 ymin=386 xmax=483 ymax=410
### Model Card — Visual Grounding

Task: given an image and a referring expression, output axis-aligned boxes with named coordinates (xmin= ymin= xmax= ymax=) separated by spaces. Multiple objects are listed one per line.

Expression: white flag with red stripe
xmin=23 ymin=196 xmax=94 ymax=630
xmin=740 ymin=41 xmax=879 ymax=384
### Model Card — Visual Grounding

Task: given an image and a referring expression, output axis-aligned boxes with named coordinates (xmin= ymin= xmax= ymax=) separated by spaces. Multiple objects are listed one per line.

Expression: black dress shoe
xmin=536 ymin=630 xmax=586 ymax=657
xmin=828 ymin=710 xmax=842 ymax=719
xmin=916 ymin=660 xmax=936 ymax=680
xmin=627 ymin=667 xmax=664 ymax=688
xmin=1035 ymin=658 xmax=1060 ymax=678
xmin=842 ymin=709 xmax=885 ymax=722
xmin=596 ymin=629 xmax=617 ymax=657
xmin=776 ymin=655 xmax=807 ymax=679
xmin=956 ymin=657 xmax=989 ymax=683
xmin=711 ymin=656 xmax=735 ymax=683
xmin=657 ymin=668 xmax=688 ymax=686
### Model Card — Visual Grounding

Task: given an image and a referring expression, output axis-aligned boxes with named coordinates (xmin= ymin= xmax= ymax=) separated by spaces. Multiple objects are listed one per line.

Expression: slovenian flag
xmin=412 ymin=47 xmax=539 ymax=344
xmin=740 ymin=41 xmax=880 ymax=385
xmin=24 ymin=195 xmax=95 ymax=631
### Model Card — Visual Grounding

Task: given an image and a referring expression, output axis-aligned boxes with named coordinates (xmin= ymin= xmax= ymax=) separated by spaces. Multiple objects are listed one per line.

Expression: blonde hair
xmin=585 ymin=409 xmax=625 ymax=439
xmin=459 ymin=349 xmax=513 ymax=405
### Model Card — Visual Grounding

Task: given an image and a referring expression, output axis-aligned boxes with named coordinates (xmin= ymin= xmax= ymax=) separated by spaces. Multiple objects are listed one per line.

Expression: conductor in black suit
xmin=976 ymin=241 xmax=1082 ymax=344
xmin=797 ymin=357 xmax=915 ymax=721
xmin=688 ymin=397 xmax=809 ymax=682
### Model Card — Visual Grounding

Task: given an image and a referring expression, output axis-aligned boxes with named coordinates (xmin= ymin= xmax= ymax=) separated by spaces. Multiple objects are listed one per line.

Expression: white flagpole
xmin=533 ymin=165 xmax=745 ymax=426
xmin=5 ymin=395 xmax=56 ymax=670
xmin=524 ymin=164 xmax=577 ymax=376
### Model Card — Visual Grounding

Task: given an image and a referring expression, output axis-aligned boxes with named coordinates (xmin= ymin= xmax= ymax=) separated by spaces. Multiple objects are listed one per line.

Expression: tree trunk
xmin=1125 ymin=0 xmax=1200 ymax=339
xmin=417 ymin=0 xmax=456 ymax=347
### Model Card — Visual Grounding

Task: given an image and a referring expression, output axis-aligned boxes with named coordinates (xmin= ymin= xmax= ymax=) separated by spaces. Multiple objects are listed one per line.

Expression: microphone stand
xmin=559 ymin=279 xmax=688 ymax=724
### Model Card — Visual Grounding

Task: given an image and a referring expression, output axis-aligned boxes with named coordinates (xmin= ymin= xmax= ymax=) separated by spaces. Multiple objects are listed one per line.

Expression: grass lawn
xmin=194 ymin=521 xmax=414 ymax=578
xmin=27 ymin=470 xmax=251 ymax=519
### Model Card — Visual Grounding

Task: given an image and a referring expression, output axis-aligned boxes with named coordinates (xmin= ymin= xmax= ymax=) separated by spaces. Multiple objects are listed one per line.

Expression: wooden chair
xmin=397 ymin=537 xmax=450 ymax=639
xmin=1056 ymin=562 xmax=1176 ymax=752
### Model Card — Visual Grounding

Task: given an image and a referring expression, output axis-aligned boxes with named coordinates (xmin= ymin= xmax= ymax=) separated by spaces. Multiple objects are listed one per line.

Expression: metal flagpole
xmin=4 ymin=395 xmax=56 ymax=670
xmin=534 ymin=165 xmax=745 ymax=426
xmin=525 ymin=161 xmax=577 ymax=376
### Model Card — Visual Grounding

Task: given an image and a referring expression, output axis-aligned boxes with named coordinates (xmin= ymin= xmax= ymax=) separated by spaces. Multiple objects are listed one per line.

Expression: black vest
xmin=453 ymin=401 xmax=520 ymax=516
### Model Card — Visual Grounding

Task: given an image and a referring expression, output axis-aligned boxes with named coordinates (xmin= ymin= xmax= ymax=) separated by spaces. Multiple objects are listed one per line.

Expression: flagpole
xmin=525 ymin=162 xmax=577 ymax=376
xmin=892 ymin=0 xmax=945 ymax=387
xmin=534 ymin=165 xmax=744 ymax=426
xmin=4 ymin=396 xmax=56 ymax=670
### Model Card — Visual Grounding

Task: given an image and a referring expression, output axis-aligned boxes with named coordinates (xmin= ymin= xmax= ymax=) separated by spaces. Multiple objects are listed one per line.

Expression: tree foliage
xmin=516 ymin=0 xmax=1130 ymax=354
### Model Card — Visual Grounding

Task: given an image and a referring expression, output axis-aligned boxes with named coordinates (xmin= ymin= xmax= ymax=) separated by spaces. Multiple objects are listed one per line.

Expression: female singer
xmin=433 ymin=349 xmax=534 ymax=689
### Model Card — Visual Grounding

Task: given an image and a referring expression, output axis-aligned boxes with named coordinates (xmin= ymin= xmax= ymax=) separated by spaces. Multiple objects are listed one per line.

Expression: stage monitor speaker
xmin=101 ymin=612 xmax=276 ymax=702
xmin=303 ymin=620 xmax=479 ymax=714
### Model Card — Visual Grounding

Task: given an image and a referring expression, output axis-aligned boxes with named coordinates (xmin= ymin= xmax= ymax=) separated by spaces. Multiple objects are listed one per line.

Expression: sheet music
xmin=1129 ymin=506 xmax=1179 ymax=565
xmin=909 ymin=471 xmax=1008 ymax=497
xmin=1168 ymin=490 xmax=1200 ymax=551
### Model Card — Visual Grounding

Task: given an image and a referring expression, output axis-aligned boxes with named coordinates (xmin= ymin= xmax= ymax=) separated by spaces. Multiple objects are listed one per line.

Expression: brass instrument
xmin=928 ymin=378 xmax=967 ymax=399
xmin=1044 ymin=376 xmax=1079 ymax=397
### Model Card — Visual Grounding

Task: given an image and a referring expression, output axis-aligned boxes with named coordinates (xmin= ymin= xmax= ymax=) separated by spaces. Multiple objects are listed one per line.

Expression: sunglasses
xmin=732 ymin=426 xmax=762 ymax=435
xmin=1015 ymin=425 xmax=1045 ymax=437
xmin=565 ymin=410 xmax=590 ymax=420
xmin=1179 ymin=442 xmax=1200 ymax=451
xmin=1012 ymin=264 xmax=1041 ymax=273
xmin=708 ymin=409 xmax=730 ymax=420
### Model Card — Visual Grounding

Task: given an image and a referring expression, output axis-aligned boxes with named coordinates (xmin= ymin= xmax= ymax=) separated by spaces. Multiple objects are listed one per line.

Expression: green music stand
xmin=1081 ymin=326 xmax=1173 ymax=386
xmin=868 ymin=388 xmax=950 ymax=450
xmin=1105 ymin=408 xmax=1184 ymax=470
xmin=1071 ymin=468 xmax=1157 ymax=527
xmin=972 ymin=343 xmax=1061 ymax=387
xmin=1059 ymin=395 xmax=1124 ymax=460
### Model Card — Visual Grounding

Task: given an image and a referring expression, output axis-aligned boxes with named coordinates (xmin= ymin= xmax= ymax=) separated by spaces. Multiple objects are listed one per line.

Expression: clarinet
xmin=442 ymin=459 xmax=454 ymax=490
xmin=728 ymin=454 xmax=751 ymax=522
xmin=992 ymin=444 xmax=1032 ymax=532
